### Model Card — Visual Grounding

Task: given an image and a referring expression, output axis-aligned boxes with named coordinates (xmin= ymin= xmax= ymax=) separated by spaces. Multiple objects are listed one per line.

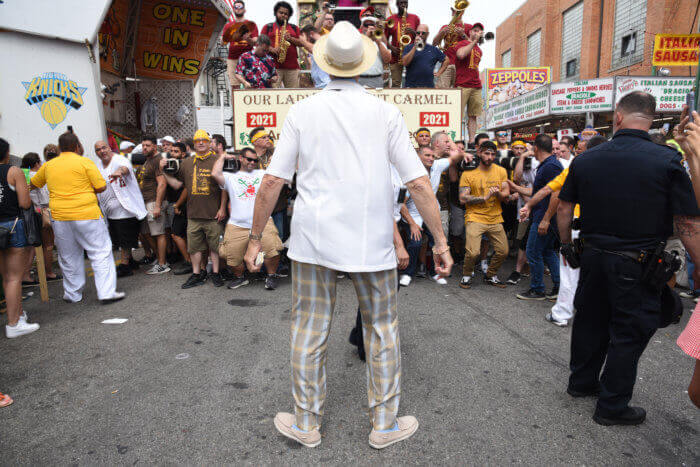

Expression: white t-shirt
xmin=98 ymin=158 xmax=133 ymax=220
xmin=266 ymin=79 xmax=426 ymax=272
xmin=405 ymin=157 xmax=450 ymax=227
xmin=221 ymin=169 xmax=265 ymax=229
xmin=391 ymin=165 xmax=403 ymax=223
xmin=558 ymin=157 xmax=572 ymax=169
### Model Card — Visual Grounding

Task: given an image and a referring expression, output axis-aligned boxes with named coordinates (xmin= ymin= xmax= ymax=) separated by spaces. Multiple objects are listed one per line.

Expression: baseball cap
xmin=193 ymin=129 xmax=211 ymax=141
xmin=162 ymin=135 xmax=176 ymax=143
xmin=119 ymin=141 xmax=135 ymax=151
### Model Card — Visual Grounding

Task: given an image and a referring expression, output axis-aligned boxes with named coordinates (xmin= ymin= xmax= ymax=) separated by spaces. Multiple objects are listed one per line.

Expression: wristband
xmin=432 ymin=245 xmax=449 ymax=256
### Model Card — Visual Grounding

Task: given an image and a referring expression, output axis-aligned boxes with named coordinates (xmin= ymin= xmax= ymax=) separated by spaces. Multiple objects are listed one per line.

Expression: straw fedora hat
xmin=313 ymin=21 xmax=378 ymax=78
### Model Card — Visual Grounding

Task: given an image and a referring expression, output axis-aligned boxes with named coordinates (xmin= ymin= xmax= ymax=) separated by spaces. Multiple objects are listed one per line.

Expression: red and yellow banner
xmin=653 ymin=34 xmax=700 ymax=67
xmin=486 ymin=67 xmax=550 ymax=108
xmin=134 ymin=0 xmax=219 ymax=80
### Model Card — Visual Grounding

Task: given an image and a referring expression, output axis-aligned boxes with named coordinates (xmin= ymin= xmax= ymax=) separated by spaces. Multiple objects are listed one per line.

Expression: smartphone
xmin=688 ymin=91 xmax=696 ymax=123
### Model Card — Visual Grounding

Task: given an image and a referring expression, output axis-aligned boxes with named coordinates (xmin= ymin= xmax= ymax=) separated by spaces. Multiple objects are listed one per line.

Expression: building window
xmin=501 ymin=49 xmax=511 ymax=68
xmin=526 ymin=30 xmax=541 ymax=67
xmin=611 ymin=0 xmax=647 ymax=69
xmin=560 ymin=1 xmax=583 ymax=80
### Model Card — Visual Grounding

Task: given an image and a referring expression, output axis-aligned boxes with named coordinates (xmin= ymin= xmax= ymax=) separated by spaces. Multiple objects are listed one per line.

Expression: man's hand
xmin=519 ymin=204 xmax=531 ymax=221
xmin=108 ymin=168 xmax=125 ymax=183
xmin=485 ymin=186 xmax=499 ymax=200
xmin=243 ymin=81 xmax=252 ymax=89
xmin=270 ymin=46 xmax=280 ymax=55
xmin=159 ymin=158 xmax=167 ymax=170
xmin=216 ymin=207 xmax=227 ymax=222
xmin=396 ymin=245 xmax=409 ymax=270
xmin=433 ymin=245 xmax=453 ymax=277
xmin=241 ymin=32 xmax=252 ymax=42
xmin=537 ymin=219 xmax=550 ymax=236
xmin=244 ymin=239 xmax=263 ymax=273
xmin=270 ymin=76 xmax=279 ymax=84
xmin=152 ymin=205 xmax=162 ymax=219
xmin=409 ymin=222 xmax=422 ymax=241
xmin=509 ymin=192 xmax=520 ymax=202
xmin=174 ymin=205 xmax=182 ymax=216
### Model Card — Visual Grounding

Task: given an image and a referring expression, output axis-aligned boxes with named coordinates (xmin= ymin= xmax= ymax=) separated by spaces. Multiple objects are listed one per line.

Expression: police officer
xmin=557 ymin=91 xmax=700 ymax=426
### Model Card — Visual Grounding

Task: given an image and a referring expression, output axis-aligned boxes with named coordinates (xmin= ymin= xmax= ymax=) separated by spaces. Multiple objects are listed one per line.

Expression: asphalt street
xmin=1 ymin=256 xmax=699 ymax=465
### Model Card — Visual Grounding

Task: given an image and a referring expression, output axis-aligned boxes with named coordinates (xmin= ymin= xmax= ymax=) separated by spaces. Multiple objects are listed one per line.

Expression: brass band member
xmin=454 ymin=22 xmax=485 ymax=143
xmin=433 ymin=5 xmax=469 ymax=88
xmin=261 ymin=1 xmax=304 ymax=89
xmin=358 ymin=10 xmax=392 ymax=89
xmin=384 ymin=0 xmax=420 ymax=88
xmin=222 ymin=0 xmax=258 ymax=95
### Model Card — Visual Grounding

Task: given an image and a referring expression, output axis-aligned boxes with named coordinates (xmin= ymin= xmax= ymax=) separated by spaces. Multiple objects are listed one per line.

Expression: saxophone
xmin=277 ymin=19 xmax=290 ymax=64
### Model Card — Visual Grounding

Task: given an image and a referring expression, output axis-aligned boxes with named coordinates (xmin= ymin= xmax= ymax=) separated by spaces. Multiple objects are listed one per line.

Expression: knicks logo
xmin=21 ymin=72 xmax=87 ymax=129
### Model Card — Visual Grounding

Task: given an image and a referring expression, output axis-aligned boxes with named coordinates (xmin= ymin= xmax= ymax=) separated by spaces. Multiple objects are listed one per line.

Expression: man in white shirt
xmin=211 ymin=148 xmax=283 ymax=290
xmin=243 ymin=22 xmax=453 ymax=450
xmin=95 ymin=141 xmax=148 ymax=278
xmin=399 ymin=133 xmax=467 ymax=286
xmin=557 ymin=136 xmax=574 ymax=169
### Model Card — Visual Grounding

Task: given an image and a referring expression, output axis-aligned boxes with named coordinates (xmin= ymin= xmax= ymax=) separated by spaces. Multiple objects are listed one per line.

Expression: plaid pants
xmin=291 ymin=261 xmax=401 ymax=431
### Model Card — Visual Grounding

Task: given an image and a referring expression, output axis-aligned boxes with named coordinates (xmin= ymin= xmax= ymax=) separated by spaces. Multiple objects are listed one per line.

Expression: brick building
xmin=495 ymin=0 xmax=699 ymax=80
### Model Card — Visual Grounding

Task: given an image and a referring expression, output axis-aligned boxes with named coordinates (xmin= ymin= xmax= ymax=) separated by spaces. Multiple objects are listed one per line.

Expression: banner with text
xmin=232 ymin=88 xmax=463 ymax=149
xmin=615 ymin=76 xmax=694 ymax=112
xmin=484 ymin=85 xmax=550 ymax=130
xmin=652 ymin=34 xmax=700 ymax=67
xmin=486 ymin=67 xmax=551 ymax=108
xmin=134 ymin=0 xmax=219 ymax=80
xmin=549 ymin=78 xmax=615 ymax=114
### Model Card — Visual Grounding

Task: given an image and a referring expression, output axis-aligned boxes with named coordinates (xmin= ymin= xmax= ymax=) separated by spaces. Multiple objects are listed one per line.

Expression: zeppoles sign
xmin=233 ymin=88 xmax=462 ymax=148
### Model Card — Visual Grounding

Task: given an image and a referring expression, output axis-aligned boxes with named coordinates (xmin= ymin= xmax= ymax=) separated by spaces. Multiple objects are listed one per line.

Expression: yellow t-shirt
xmin=31 ymin=152 xmax=106 ymax=221
xmin=546 ymin=167 xmax=581 ymax=218
xmin=459 ymin=164 xmax=508 ymax=224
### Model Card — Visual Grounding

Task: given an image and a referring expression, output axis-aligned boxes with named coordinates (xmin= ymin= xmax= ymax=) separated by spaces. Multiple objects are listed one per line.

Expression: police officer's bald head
xmin=615 ymin=91 xmax=655 ymax=132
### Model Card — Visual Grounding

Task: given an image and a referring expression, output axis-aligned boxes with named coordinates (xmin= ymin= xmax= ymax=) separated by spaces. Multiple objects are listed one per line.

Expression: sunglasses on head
xmin=242 ymin=155 xmax=259 ymax=162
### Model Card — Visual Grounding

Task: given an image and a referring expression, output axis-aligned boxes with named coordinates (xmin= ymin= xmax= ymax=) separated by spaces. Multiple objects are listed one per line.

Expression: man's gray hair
xmin=430 ymin=131 xmax=448 ymax=150
xmin=417 ymin=146 xmax=434 ymax=156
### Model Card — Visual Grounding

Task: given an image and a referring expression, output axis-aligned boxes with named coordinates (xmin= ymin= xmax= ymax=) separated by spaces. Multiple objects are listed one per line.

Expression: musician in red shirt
xmin=432 ymin=6 xmax=470 ymax=89
xmin=261 ymin=1 xmax=304 ymax=89
xmin=454 ymin=23 xmax=484 ymax=144
xmin=222 ymin=1 xmax=258 ymax=95
xmin=384 ymin=0 xmax=420 ymax=88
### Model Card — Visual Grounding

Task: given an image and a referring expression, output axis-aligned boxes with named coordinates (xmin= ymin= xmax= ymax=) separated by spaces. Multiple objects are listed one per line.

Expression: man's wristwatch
xmin=249 ymin=232 xmax=262 ymax=241
xmin=432 ymin=245 xmax=450 ymax=256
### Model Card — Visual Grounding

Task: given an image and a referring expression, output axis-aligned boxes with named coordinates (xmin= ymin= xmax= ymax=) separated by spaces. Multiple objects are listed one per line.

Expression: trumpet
xmin=478 ymin=31 xmax=495 ymax=45
xmin=415 ymin=37 xmax=425 ymax=52
xmin=372 ymin=18 xmax=396 ymax=40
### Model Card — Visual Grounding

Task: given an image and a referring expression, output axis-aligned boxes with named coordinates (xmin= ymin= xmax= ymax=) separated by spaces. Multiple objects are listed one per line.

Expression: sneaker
xmin=146 ymin=263 xmax=171 ymax=275
xmin=228 ymin=276 xmax=250 ymax=289
xmin=140 ymin=254 xmax=156 ymax=265
xmin=210 ymin=272 xmax=224 ymax=287
xmin=182 ymin=272 xmax=207 ymax=289
xmin=545 ymin=312 xmax=568 ymax=327
xmin=432 ymin=274 xmax=448 ymax=285
xmin=399 ymin=274 xmax=412 ymax=287
xmin=516 ymin=289 xmax=546 ymax=300
xmin=116 ymin=264 xmax=133 ymax=278
xmin=273 ymin=412 xmax=321 ymax=448
xmin=6 ymin=320 xmax=40 ymax=338
xmin=220 ymin=268 xmax=234 ymax=282
xmin=265 ymin=274 xmax=279 ymax=290
xmin=593 ymin=406 xmax=646 ymax=426
xmin=173 ymin=262 xmax=193 ymax=276
xmin=679 ymin=290 xmax=699 ymax=299
xmin=368 ymin=416 xmax=419 ymax=450
xmin=459 ymin=275 xmax=473 ymax=289
xmin=480 ymin=260 xmax=489 ymax=275
xmin=484 ymin=275 xmax=507 ymax=288
xmin=416 ymin=264 xmax=427 ymax=278
xmin=546 ymin=286 xmax=559 ymax=300
xmin=101 ymin=291 xmax=126 ymax=305
xmin=506 ymin=271 xmax=521 ymax=285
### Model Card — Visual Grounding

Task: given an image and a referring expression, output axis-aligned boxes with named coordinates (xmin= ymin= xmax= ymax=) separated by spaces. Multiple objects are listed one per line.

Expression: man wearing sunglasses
xmin=358 ymin=14 xmax=391 ymax=89
xmin=212 ymin=148 xmax=283 ymax=290
xmin=401 ymin=25 xmax=445 ymax=89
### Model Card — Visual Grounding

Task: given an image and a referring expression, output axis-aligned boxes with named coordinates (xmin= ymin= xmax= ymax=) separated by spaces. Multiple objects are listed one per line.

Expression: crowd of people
xmin=223 ymin=0 xmax=488 ymax=142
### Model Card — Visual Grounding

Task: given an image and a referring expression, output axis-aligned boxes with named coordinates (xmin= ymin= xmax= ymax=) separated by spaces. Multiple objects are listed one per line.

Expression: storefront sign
xmin=652 ymin=34 xmax=700 ymax=67
xmin=550 ymin=78 xmax=614 ymax=114
xmin=485 ymin=86 xmax=550 ymax=130
xmin=486 ymin=67 xmax=550 ymax=108
xmin=615 ymin=76 xmax=694 ymax=112
xmin=232 ymin=88 xmax=462 ymax=148
xmin=134 ymin=0 xmax=219 ymax=80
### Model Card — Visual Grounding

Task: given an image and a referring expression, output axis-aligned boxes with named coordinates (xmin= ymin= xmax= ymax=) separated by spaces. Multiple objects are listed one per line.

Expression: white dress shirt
xmin=266 ymin=79 xmax=425 ymax=272
xmin=405 ymin=157 xmax=450 ymax=227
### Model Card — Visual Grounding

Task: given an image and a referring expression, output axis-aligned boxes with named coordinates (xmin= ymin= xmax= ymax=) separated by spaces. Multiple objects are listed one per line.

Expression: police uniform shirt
xmin=559 ymin=129 xmax=700 ymax=251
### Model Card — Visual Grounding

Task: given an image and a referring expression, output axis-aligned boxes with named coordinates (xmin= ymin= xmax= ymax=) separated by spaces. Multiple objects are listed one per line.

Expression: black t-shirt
xmin=559 ymin=129 xmax=700 ymax=250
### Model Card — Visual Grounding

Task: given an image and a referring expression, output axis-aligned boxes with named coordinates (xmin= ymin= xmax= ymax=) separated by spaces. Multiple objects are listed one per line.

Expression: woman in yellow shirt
xmin=30 ymin=132 xmax=124 ymax=304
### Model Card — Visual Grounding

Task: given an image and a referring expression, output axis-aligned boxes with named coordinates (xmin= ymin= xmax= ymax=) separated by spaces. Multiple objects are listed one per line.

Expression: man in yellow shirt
xmin=31 ymin=132 xmax=124 ymax=304
xmin=458 ymin=141 xmax=510 ymax=288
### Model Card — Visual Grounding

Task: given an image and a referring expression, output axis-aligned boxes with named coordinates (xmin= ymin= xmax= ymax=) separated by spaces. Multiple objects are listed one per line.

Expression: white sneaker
xmin=19 ymin=311 xmax=28 ymax=323
xmin=481 ymin=260 xmax=489 ymax=274
xmin=432 ymin=274 xmax=448 ymax=285
xmin=146 ymin=263 xmax=171 ymax=275
xmin=399 ymin=274 xmax=412 ymax=287
xmin=6 ymin=320 xmax=40 ymax=338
